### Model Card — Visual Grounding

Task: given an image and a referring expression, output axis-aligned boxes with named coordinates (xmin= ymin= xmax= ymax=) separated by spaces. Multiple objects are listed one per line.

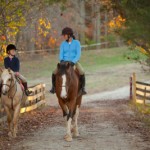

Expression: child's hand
xmin=15 ymin=72 xmax=20 ymax=76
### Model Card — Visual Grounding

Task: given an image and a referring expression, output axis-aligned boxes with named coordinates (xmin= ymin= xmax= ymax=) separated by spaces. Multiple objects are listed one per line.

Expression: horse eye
xmin=8 ymin=79 xmax=11 ymax=81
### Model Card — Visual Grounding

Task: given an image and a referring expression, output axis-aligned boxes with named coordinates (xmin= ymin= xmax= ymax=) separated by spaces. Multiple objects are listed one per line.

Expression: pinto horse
xmin=55 ymin=62 xmax=82 ymax=142
xmin=0 ymin=69 xmax=27 ymax=138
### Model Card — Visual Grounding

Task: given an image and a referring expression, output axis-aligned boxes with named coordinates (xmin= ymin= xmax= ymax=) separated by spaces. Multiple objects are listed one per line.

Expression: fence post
xmin=130 ymin=76 xmax=132 ymax=100
xmin=132 ymin=73 xmax=136 ymax=103
xmin=143 ymin=87 xmax=146 ymax=108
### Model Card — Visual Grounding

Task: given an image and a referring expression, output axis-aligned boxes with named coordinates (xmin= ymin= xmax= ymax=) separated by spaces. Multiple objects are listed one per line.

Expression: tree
xmin=0 ymin=0 xmax=29 ymax=43
xmin=111 ymin=0 xmax=150 ymax=56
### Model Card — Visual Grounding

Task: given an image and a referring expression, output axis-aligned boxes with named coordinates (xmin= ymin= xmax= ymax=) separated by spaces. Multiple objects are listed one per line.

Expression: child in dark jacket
xmin=4 ymin=44 xmax=32 ymax=96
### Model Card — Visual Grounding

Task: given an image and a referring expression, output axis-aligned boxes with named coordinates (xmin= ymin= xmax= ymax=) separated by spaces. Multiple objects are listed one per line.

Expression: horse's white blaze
xmin=61 ymin=74 xmax=67 ymax=98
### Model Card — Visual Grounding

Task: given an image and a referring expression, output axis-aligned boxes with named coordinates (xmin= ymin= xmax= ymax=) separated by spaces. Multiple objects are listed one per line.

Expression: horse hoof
xmin=64 ymin=134 xmax=72 ymax=142
xmin=73 ymin=131 xmax=80 ymax=137
xmin=71 ymin=128 xmax=80 ymax=137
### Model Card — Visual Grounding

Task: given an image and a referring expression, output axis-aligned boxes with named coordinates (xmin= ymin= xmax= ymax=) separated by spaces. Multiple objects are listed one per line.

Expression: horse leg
xmin=12 ymin=104 xmax=20 ymax=138
xmin=72 ymin=105 xmax=80 ymax=137
xmin=72 ymin=95 xmax=82 ymax=137
xmin=64 ymin=100 xmax=76 ymax=142
xmin=4 ymin=106 xmax=13 ymax=137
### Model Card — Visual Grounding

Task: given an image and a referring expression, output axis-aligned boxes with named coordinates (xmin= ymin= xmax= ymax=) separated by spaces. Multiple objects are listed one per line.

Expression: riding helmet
xmin=62 ymin=27 xmax=73 ymax=35
xmin=6 ymin=44 xmax=17 ymax=54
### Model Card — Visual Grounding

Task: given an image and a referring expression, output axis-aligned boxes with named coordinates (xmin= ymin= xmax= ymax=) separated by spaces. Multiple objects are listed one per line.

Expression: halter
xmin=2 ymin=73 xmax=16 ymax=95
xmin=1 ymin=73 xmax=17 ymax=110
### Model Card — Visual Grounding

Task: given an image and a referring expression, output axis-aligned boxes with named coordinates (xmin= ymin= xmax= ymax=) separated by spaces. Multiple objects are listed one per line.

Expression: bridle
xmin=2 ymin=73 xmax=16 ymax=95
xmin=1 ymin=73 xmax=18 ymax=110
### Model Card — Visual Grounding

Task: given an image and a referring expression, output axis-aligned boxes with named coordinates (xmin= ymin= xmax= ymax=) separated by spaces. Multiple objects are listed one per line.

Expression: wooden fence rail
xmin=132 ymin=73 xmax=150 ymax=105
xmin=0 ymin=83 xmax=46 ymax=123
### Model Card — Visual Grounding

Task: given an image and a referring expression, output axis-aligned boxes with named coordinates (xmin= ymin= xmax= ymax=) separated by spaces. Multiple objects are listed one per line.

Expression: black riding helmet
xmin=6 ymin=44 xmax=17 ymax=54
xmin=62 ymin=27 xmax=73 ymax=36
xmin=62 ymin=27 xmax=75 ymax=42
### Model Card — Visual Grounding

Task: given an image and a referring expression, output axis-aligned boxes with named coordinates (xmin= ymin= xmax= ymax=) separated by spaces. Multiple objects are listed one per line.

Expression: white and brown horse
xmin=0 ymin=69 xmax=27 ymax=138
xmin=55 ymin=62 xmax=82 ymax=142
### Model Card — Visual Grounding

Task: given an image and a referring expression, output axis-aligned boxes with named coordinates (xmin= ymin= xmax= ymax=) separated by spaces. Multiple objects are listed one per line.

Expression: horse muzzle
xmin=2 ymin=88 xmax=9 ymax=95
xmin=2 ymin=91 xmax=7 ymax=95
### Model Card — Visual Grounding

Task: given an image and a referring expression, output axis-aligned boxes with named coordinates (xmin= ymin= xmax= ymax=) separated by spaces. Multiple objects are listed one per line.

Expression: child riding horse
xmin=50 ymin=27 xmax=87 ymax=95
xmin=1 ymin=69 xmax=27 ymax=137
xmin=3 ymin=44 xmax=32 ymax=96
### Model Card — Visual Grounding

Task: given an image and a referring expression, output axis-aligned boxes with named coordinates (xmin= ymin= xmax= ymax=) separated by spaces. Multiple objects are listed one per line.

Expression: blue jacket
xmin=4 ymin=56 xmax=20 ymax=72
xmin=59 ymin=39 xmax=81 ymax=64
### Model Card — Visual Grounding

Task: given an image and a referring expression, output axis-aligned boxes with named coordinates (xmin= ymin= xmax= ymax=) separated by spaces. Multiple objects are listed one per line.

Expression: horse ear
xmin=57 ymin=63 xmax=60 ymax=69
xmin=8 ymin=68 xmax=11 ymax=73
xmin=66 ymin=62 xmax=70 ymax=69
xmin=0 ymin=68 xmax=3 ymax=72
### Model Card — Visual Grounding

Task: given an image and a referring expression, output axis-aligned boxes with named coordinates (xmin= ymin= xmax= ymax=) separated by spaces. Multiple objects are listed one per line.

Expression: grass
xmin=20 ymin=46 xmax=132 ymax=81
xmin=135 ymin=103 xmax=150 ymax=114
xmin=80 ymin=46 xmax=133 ymax=72
xmin=130 ymin=102 xmax=150 ymax=124
xmin=18 ymin=46 xmax=150 ymax=95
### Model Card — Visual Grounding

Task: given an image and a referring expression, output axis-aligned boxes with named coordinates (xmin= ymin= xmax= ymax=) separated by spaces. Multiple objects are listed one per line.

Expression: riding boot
xmin=50 ymin=73 xmax=56 ymax=94
xmin=23 ymin=82 xmax=32 ymax=96
xmin=80 ymin=75 xmax=87 ymax=95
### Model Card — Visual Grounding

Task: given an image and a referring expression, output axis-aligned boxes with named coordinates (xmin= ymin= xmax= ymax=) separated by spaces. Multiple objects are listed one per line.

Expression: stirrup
xmin=25 ymin=90 xmax=32 ymax=96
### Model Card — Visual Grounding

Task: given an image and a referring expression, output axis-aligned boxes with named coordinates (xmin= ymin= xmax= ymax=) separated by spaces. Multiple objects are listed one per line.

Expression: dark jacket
xmin=4 ymin=56 xmax=20 ymax=72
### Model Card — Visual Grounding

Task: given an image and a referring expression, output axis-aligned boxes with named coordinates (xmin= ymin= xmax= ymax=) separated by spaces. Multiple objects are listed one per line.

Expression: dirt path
xmin=2 ymin=99 xmax=147 ymax=150
xmin=1 ymin=61 xmax=150 ymax=149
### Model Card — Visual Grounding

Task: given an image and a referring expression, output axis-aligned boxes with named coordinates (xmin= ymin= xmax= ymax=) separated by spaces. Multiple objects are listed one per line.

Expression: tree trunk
xmin=104 ymin=10 xmax=108 ymax=48
xmin=79 ymin=0 xmax=85 ymax=44
xmin=92 ymin=0 xmax=101 ymax=47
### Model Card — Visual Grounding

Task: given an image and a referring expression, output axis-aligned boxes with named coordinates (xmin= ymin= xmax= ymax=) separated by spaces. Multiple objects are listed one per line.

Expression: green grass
xmin=80 ymin=46 xmax=132 ymax=71
xmin=20 ymin=46 xmax=132 ymax=81
xmin=135 ymin=103 xmax=150 ymax=114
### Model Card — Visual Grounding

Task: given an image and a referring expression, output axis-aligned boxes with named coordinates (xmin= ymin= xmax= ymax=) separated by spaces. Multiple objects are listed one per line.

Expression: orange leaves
xmin=0 ymin=35 xmax=6 ymax=41
xmin=38 ymin=18 xmax=51 ymax=37
xmin=39 ymin=18 xmax=51 ymax=29
xmin=0 ymin=44 xmax=7 ymax=62
xmin=108 ymin=15 xmax=126 ymax=29
xmin=136 ymin=46 xmax=149 ymax=56
xmin=127 ymin=40 xmax=132 ymax=45
xmin=48 ymin=37 xmax=56 ymax=48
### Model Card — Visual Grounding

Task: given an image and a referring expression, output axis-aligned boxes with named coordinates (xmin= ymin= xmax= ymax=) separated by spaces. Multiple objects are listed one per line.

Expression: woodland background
xmin=0 ymin=0 xmax=149 ymax=63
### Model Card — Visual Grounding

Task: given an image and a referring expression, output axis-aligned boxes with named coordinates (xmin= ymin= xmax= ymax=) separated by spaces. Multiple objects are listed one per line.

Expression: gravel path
xmin=83 ymin=86 xmax=130 ymax=103
xmin=10 ymin=98 xmax=150 ymax=150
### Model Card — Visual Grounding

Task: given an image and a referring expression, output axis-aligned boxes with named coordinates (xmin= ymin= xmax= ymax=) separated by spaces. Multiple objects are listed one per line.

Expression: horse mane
xmin=57 ymin=62 xmax=74 ymax=76
xmin=2 ymin=68 xmax=14 ymax=74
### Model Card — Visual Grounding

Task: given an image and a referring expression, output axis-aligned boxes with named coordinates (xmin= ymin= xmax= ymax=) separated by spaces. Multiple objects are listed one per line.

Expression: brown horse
xmin=55 ymin=62 xmax=82 ymax=142
xmin=0 ymin=69 xmax=27 ymax=138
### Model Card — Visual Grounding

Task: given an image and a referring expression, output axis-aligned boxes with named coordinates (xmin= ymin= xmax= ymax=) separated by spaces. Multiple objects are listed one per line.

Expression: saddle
xmin=15 ymin=76 xmax=24 ymax=91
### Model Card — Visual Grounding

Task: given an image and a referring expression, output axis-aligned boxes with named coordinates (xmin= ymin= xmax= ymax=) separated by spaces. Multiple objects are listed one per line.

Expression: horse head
xmin=1 ymin=68 xmax=15 ymax=95
xmin=56 ymin=62 xmax=73 ymax=99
